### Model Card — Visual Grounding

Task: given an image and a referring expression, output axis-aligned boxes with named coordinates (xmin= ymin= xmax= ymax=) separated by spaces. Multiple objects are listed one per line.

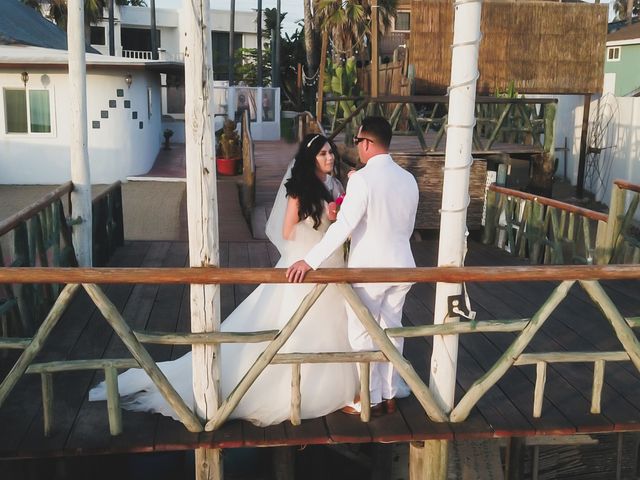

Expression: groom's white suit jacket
xmin=305 ymin=153 xmax=419 ymax=277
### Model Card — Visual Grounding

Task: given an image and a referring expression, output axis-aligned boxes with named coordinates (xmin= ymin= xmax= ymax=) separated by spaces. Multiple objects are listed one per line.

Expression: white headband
xmin=306 ymin=134 xmax=321 ymax=148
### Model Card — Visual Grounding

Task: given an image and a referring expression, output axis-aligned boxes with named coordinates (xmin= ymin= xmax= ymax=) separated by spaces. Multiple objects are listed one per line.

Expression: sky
xmin=155 ymin=0 xmax=305 ymax=34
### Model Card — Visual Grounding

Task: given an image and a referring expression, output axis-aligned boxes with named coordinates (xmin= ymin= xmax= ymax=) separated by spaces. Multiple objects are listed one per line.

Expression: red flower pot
xmin=217 ymin=157 xmax=239 ymax=176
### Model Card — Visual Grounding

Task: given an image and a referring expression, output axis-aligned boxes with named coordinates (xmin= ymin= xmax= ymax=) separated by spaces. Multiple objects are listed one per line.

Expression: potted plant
xmin=163 ymin=128 xmax=174 ymax=150
xmin=216 ymin=119 xmax=241 ymax=176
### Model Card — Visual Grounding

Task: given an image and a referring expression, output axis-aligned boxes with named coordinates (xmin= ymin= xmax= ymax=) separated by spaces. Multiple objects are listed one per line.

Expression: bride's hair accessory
xmin=306 ymin=134 xmax=321 ymax=148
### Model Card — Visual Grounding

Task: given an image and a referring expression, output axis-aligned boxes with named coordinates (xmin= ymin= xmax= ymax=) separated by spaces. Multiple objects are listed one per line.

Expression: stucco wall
xmin=0 ymin=69 xmax=161 ymax=184
xmin=555 ymin=94 xmax=640 ymax=220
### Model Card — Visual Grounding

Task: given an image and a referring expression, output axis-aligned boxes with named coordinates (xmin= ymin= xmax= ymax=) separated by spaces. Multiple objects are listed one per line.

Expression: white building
xmin=0 ymin=45 xmax=169 ymax=184
xmin=89 ymin=4 xmax=279 ymax=142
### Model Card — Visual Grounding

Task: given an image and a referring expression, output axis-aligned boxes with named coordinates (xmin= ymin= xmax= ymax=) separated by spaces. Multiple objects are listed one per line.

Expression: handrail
xmin=1 ymin=264 xmax=640 ymax=285
xmin=0 ymin=181 xmax=73 ymax=237
xmin=92 ymin=181 xmax=122 ymax=204
xmin=489 ymin=184 xmax=609 ymax=222
xmin=324 ymin=95 xmax=558 ymax=105
xmin=614 ymin=179 xmax=640 ymax=194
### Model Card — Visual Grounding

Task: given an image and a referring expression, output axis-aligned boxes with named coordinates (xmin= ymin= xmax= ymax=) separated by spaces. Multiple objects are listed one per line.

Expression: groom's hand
xmin=287 ymin=260 xmax=311 ymax=283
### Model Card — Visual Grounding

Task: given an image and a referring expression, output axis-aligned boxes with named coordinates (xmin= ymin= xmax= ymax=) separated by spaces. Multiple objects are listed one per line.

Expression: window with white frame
xmin=4 ymin=88 xmax=52 ymax=134
xmin=607 ymin=46 xmax=620 ymax=62
xmin=394 ymin=11 xmax=410 ymax=32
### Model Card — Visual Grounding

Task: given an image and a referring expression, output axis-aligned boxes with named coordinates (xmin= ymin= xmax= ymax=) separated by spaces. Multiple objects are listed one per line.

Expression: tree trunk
xmin=303 ymin=0 xmax=315 ymax=74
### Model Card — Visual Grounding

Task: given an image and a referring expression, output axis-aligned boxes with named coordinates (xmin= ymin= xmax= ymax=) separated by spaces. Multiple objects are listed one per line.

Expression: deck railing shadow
xmin=0 ymin=265 xmax=639 ymax=438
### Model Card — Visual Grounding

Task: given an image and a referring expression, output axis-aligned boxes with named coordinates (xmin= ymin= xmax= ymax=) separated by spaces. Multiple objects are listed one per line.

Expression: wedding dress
xmin=89 ymin=170 xmax=358 ymax=427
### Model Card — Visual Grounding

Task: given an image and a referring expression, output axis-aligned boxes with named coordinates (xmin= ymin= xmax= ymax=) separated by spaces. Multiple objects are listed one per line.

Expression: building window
xmin=394 ymin=12 xmax=410 ymax=32
xmin=607 ymin=47 xmax=620 ymax=62
xmin=90 ymin=26 xmax=106 ymax=46
xmin=212 ymin=31 xmax=243 ymax=81
xmin=4 ymin=89 xmax=52 ymax=134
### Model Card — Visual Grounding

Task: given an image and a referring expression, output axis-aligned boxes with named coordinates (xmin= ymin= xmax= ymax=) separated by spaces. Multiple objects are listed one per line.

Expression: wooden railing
xmin=483 ymin=179 xmax=640 ymax=265
xmin=0 ymin=182 xmax=76 ymax=336
xmin=92 ymin=181 xmax=125 ymax=267
xmin=1 ymin=265 xmax=639 ymax=435
xmin=604 ymin=180 xmax=640 ymax=264
xmin=321 ymin=95 xmax=557 ymax=154
xmin=0 ymin=182 xmax=124 ymax=337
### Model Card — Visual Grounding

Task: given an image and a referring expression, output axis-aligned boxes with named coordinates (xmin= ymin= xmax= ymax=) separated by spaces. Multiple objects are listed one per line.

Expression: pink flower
xmin=335 ymin=193 xmax=345 ymax=207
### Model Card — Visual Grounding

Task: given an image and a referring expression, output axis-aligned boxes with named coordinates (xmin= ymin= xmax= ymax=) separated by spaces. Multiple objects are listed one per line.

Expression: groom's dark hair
xmin=360 ymin=116 xmax=392 ymax=149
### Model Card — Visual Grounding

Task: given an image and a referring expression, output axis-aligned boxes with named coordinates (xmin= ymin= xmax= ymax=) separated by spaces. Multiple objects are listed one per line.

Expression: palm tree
xmin=613 ymin=0 xmax=639 ymax=21
xmin=315 ymin=0 xmax=397 ymax=62
xmin=48 ymin=0 xmax=106 ymax=31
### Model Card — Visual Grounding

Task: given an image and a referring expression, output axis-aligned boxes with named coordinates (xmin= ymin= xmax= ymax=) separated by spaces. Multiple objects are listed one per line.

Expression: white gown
xmin=89 ymin=178 xmax=358 ymax=427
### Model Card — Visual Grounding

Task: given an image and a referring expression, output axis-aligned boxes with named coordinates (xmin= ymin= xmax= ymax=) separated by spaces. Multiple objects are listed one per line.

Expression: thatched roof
xmin=410 ymin=0 xmax=608 ymax=95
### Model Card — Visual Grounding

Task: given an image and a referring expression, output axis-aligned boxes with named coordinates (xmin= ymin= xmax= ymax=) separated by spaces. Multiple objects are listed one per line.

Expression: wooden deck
xmin=1 ymin=139 xmax=639 ymax=460
xmin=1 ymin=236 xmax=639 ymax=458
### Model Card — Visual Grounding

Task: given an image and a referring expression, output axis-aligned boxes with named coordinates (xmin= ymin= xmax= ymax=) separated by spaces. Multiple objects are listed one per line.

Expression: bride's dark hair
xmin=285 ymin=133 xmax=338 ymax=230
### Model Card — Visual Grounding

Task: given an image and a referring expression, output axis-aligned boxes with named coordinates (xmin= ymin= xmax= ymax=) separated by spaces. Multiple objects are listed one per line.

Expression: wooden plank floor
xmin=1 ymin=236 xmax=640 ymax=458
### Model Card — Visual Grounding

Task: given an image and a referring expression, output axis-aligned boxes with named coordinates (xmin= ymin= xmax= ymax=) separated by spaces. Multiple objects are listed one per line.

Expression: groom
xmin=287 ymin=116 xmax=419 ymax=415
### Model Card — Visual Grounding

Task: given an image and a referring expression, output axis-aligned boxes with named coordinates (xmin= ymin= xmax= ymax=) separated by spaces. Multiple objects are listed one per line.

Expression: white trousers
xmin=347 ymin=284 xmax=411 ymax=405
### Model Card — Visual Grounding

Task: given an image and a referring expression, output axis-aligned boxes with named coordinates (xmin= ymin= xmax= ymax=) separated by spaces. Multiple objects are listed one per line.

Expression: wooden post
xmin=185 ymin=0 xmax=222 ymax=478
xmin=409 ymin=440 xmax=448 ymax=479
xmin=576 ymin=94 xmax=591 ymax=199
xmin=425 ymin=0 xmax=483 ymax=474
xmin=370 ymin=0 xmax=379 ymax=98
xmin=316 ymin=30 xmax=328 ymax=121
xmin=67 ymin=0 xmax=92 ymax=267
xmin=600 ymin=183 xmax=625 ymax=264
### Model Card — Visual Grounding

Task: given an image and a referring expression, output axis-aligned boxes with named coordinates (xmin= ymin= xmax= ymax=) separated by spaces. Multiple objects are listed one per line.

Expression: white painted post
xmin=419 ymin=0 xmax=483 ymax=477
xmin=184 ymin=1 xmax=222 ymax=479
xmin=429 ymin=0 xmax=483 ymax=415
xmin=67 ymin=0 xmax=92 ymax=267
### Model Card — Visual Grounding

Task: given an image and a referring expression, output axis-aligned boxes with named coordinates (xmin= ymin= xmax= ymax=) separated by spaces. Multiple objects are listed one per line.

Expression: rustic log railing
xmin=321 ymin=95 xmax=557 ymax=154
xmin=604 ymin=180 xmax=640 ymax=264
xmin=0 ymin=182 xmax=124 ymax=338
xmin=1 ymin=264 xmax=639 ymax=436
xmin=92 ymin=181 xmax=125 ymax=267
xmin=0 ymin=182 xmax=75 ymax=337
xmin=483 ymin=179 xmax=640 ymax=265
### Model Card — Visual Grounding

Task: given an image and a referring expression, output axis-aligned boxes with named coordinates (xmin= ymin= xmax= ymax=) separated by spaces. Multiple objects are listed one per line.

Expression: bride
xmin=90 ymin=133 xmax=358 ymax=427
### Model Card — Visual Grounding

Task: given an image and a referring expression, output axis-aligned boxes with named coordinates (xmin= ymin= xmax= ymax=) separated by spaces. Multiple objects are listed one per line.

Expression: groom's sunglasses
xmin=353 ymin=136 xmax=374 ymax=145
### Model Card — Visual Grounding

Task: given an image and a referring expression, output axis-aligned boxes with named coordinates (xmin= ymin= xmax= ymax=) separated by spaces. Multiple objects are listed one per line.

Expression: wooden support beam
xmin=0 ymin=284 xmax=79 ymax=408
xmin=591 ymin=359 xmax=605 ymax=414
xmin=337 ymin=284 xmax=447 ymax=422
xmin=205 ymin=285 xmax=327 ymax=431
xmin=105 ymin=366 xmax=123 ymax=435
xmin=41 ymin=373 xmax=53 ymax=437
xmin=533 ymin=361 xmax=546 ymax=418
xmin=290 ymin=364 xmax=301 ymax=426
xmin=83 ymin=283 xmax=202 ymax=432
xmin=451 ymin=281 xmax=574 ymax=422
xmin=409 ymin=440 xmax=448 ymax=480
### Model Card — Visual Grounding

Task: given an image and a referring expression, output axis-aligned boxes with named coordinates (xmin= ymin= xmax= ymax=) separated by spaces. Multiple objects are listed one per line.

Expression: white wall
xmin=555 ymin=94 xmax=640 ymax=220
xmin=0 ymin=69 xmax=161 ymax=184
